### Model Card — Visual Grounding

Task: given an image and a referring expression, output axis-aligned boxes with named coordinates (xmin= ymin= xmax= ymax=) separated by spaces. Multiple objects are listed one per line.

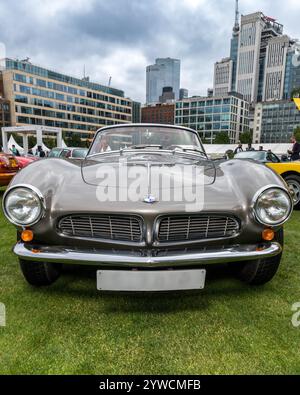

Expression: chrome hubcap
xmin=288 ymin=180 xmax=300 ymax=205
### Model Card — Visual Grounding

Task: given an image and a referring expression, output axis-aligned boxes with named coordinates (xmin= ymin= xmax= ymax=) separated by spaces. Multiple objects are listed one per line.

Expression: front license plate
xmin=97 ymin=269 xmax=206 ymax=292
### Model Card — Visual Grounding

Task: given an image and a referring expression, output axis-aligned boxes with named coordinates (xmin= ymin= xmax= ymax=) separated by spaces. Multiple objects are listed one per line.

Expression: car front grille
xmin=157 ymin=215 xmax=240 ymax=242
xmin=58 ymin=215 xmax=143 ymax=243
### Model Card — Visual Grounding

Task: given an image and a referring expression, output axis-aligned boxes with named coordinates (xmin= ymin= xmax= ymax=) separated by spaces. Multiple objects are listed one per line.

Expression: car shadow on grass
xmin=26 ymin=263 xmax=270 ymax=313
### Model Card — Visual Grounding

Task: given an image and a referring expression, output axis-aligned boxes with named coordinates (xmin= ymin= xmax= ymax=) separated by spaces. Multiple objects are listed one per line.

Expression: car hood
xmin=81 ymin=152 xmax=217 ymax=189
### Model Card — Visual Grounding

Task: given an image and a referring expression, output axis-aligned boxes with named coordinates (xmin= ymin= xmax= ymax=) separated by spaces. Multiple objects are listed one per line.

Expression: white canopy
xmin=1 ymin=125 xmax=62 ymax=154
xmin=203 ymin=143 xmax=292 ymax=156
xmin=7 ymin=135 xmax=25 ymax=154
xmin=32 ymin=143 xmax=51 ymax=153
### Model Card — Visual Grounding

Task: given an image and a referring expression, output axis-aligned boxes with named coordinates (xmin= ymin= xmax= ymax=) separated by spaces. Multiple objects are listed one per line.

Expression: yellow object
xmin=21 ymin=230 xmax=34 ymax=242
xmin=294 ymin=98 xmax=300 ymax=111
xmin=262 ymin=229 xmax=275 ymax=241
xmin=266 ymin=161 xmax=300 ymax=177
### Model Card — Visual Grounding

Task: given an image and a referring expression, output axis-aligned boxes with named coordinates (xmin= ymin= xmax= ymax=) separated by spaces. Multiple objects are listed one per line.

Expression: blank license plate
xmin=97 ymin=269 xmax=206 ymax=292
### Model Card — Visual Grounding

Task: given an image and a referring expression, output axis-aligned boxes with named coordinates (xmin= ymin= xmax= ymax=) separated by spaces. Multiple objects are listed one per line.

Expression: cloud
xmin=0 ymin=0 xmax=299 ymax=103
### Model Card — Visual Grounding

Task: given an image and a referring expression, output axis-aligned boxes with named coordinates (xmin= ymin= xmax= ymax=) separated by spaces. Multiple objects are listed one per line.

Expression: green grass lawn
xmin=0 ymin=187 xmax=300 ymax=375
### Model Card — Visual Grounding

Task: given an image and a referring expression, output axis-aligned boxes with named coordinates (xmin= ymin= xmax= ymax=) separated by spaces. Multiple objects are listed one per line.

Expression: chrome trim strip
xmin=14 ymin=242 xmax=282 ymax=268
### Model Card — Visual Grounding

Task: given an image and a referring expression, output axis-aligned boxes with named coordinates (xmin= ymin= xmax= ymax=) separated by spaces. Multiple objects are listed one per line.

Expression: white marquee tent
xmin=203 ymin=143 xmax=292 ymax=156
xmin=4 ymin=128 xmax=68 ymax=155
xmin=7 ymin=135 xmax=25 ymax=154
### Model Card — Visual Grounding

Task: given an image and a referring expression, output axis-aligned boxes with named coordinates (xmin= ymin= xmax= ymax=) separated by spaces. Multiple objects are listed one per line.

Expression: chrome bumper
xmin=14 ymin=242 xmax=282 ymax=268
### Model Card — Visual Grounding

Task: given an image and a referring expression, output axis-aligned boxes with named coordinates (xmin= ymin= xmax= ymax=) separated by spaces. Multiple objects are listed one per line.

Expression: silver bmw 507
xmin=2 ymin=124 xmax=293 ymax=291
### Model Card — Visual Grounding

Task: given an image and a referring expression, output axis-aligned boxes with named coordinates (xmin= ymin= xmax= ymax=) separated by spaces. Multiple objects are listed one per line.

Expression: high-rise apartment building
xmin=213 ymin=58 xmax=233 ymax=96
xmin=146 ymin=58 xmax=180 ymax=104
xmin=262 ymin=35 xmax=290 ymax=101
xmin=236 ymin=12 xmax=284 ymax=103
xmin=0 ymin=58 xmax=132 ymax=139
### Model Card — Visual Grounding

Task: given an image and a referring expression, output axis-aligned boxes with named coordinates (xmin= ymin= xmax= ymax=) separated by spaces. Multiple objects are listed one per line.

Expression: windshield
xmin=49 ymin=148 xmax=62 ymax=158
xmin=88 ymin=126 xmax=204 ymax=155
xmin=235 ymin=151 xmax=267 ymax=161
xmin=72 ymin=148 xmax=88 ymax=158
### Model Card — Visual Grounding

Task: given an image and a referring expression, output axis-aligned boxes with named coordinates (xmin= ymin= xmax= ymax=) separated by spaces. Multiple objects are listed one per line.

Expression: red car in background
xmin=0 ymin=153 xmax=20 ymax=187
xmin=14 ymin=155 xmax=39 ymax=169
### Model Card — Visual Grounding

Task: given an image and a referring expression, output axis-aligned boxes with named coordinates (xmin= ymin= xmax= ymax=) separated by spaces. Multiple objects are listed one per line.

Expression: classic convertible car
xmin=234 ymin=150 xmax=300 ymax=209
xmin=2 ymin=125 xmax=293 ymax=291
xmin=0 ymin=152 xmax=19 ymax=187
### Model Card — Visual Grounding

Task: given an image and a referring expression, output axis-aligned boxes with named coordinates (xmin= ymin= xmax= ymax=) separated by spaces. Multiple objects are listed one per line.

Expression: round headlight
xmin=3 ymin=186 xmax=44 ymax=226
xmin=254 ymin=187 xmax=292 ymax=226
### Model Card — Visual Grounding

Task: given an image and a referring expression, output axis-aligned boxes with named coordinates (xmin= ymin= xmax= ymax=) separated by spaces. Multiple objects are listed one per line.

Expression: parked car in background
xmin=234 ymin=150 xmax=300 ymax=209
xmin=2 ymin=124 xmax=293 ymax=291
xmin=0 ymin=152 xmax=20 ymax=187
xmin=48 ymin=147 xmax=88 ymax=160
xmin=14 ymin=155 xmax=39 ymax=169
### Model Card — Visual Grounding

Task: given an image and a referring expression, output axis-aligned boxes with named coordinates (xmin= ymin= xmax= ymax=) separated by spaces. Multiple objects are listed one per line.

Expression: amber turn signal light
xmin=262 ymin=228 xmax=275 ymax=241
xmin=21 ymin=230 xmax=34 ymax=242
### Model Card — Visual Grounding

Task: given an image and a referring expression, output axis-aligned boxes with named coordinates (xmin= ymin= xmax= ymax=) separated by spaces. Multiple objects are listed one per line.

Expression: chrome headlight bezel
xmin=252 ymin=185 xmax=293 ymax=227
xmin=2 ymin=184 xmax=45 ymax=227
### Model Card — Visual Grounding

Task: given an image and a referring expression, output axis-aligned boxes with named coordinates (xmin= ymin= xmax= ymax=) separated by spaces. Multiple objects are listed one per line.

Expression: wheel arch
xmin=280 ymin=171 xmax=300 ymax=179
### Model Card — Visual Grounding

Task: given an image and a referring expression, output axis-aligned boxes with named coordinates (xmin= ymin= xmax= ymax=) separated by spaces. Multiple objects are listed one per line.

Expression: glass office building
xmin=175 ymin=93 xmax=249 ymax=144
xmin=255 ymin=100 xmax=300 ymax=143
xmin=283 ymin=50 xmax=300 ymax=99
xmin=0 ymin=58 xmax=132 ymax=139
xmin=146 ymin=58 xmax=180 ymax=104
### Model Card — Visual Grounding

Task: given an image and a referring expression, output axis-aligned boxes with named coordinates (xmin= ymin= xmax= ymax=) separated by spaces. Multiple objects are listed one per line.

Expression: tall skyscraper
xmin=230 ymin=0 xmax=240 ymax=91
xmin=213 ymin=4 xmax=300 ymax=104
xmin=236 ymin=12 xmax=283 ymax=103
xmin=146 ymin=58 xmax=180 ymax=104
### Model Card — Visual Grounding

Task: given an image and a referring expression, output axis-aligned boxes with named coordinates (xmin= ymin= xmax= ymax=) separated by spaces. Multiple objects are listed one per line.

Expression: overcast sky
xmin=0 ymin=0 xmax=299 ymax=103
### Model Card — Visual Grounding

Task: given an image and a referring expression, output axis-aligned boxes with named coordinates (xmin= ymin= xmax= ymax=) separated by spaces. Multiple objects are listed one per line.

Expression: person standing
xmin=11 ymin=144 xmax=20 ymax=156
xmin=246 ymin=143 xmax=254 ymax=151
xmin=234 ymin=142 xmax=243 ymax=154
xmin=36 ymin=145 xmax=46 ymax=158
xmin=288 ymin=135 xmax=300 ymax=161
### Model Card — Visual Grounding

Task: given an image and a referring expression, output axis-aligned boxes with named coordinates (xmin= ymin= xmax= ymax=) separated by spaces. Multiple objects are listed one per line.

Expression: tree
xmin=239 ymin=131 xmax=253 ymax=144
xmin=291 ymin=88 xmax=300 ymax=99
xmin=214 ymin=132 xmax=230 ymax=144
xmin=294 ymin=126 xmax=300 ymax=142
xmin=65 ymin=133 xmax=83 ymax=147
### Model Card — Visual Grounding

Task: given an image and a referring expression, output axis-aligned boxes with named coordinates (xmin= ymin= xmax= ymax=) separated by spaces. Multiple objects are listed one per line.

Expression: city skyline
xmin=0 ymin=0 xmax=300 ymax=103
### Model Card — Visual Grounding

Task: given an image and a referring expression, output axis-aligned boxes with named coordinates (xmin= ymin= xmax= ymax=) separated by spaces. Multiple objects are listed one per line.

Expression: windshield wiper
xmin=171 ymin=146 xmax=207 ymax=158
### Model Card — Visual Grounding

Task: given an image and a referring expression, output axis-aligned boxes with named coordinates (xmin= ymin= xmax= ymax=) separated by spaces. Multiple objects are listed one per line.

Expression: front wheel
xmin=237 ymin=228 xmax=283 ymax=285
xmin=19 ymin=259 xmax=61 ymax=286
xmin=284 ymin=174 xmax=300 ymax=210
